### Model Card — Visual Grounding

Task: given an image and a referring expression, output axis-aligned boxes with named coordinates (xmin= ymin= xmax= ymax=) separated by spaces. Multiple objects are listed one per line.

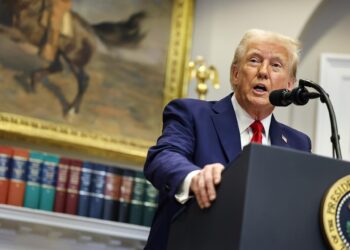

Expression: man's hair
xmin=231 ymin=29 xmax=301 ymax=81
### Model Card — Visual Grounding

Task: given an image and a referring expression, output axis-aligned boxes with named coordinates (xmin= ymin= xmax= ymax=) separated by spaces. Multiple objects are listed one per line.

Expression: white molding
xmin=0 ymin=205 xmax=149 ymax=249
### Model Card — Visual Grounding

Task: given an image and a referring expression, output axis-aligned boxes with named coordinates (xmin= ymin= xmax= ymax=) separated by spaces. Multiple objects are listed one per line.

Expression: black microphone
xmin=269 ymin=89 xmax=292 ymax=106
xmin=269 ymin=79 xmax=342 ymax=159
xmin=269 ymin=87 xmax=314 ymax=106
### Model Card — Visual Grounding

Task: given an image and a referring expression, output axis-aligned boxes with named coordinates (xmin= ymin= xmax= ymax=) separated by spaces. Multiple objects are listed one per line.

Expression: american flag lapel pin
xmin=282 ymin=135 xmax=288 ymax=143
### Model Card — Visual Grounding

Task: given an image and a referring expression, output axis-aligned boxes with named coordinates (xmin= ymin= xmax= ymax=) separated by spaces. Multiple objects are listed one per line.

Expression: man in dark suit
xmin=143 ymin=29 xmax=311 ymax=250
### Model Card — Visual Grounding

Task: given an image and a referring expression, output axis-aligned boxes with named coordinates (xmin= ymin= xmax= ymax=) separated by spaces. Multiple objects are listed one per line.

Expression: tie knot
xmin=250 ymin=120 xmax=264 ymax=134
xmin=250 ymin=120 xmax=264 ymax=144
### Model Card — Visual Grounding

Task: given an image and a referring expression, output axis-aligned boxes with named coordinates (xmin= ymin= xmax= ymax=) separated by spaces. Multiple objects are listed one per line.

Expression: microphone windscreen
xmin=269 ymin=89 xmax=291 ymax=106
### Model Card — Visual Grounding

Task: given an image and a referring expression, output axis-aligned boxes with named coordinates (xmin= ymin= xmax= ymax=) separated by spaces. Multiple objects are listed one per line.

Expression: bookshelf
xmin=0 ymin=204 xmax=149 ymax=250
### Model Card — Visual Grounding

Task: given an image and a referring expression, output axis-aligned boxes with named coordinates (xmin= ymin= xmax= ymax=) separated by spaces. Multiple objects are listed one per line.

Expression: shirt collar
xmin=231 ymin=94 xmax=272 ymax=138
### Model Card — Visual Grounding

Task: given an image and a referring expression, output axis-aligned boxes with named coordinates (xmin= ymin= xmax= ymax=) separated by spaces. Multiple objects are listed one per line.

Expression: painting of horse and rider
xmin=0 ymin=0 xmax=174 ymax=142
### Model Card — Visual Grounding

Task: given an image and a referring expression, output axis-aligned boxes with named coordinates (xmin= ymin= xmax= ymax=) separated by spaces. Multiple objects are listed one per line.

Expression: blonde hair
xmin=231 ymin=29 xmax=301 ymax=80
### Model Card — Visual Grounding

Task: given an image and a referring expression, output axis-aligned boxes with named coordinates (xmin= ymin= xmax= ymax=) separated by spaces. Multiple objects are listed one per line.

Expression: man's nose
xmin=257 ymin=61 xmax=269 ymax=79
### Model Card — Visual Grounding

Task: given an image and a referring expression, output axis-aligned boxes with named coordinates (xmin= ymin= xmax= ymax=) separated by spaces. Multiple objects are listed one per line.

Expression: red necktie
xmin=250 ymin=120 xmax=264 ymax=144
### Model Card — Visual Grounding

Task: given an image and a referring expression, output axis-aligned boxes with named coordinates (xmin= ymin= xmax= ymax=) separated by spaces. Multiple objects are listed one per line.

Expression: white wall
xmin=292 ymin=0 xmax=350 ymax=152
xmin=189 ymin=0 xmax=350 ymax=156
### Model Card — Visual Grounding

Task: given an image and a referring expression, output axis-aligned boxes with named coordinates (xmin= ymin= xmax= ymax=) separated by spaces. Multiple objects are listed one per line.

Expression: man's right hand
xmin=190 ymin=163 xmax=224 ymax=209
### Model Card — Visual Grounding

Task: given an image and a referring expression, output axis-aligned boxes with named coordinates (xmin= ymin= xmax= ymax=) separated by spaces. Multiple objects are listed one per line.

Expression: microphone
xmin=269 ymin=89 xmax=293 ymax=106
xmin=269 ymin=86 xmax=316 ymax=106
xmin=269 ymin=79 xmax=342 ymax=160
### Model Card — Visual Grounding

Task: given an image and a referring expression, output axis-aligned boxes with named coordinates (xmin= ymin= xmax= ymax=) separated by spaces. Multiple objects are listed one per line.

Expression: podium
xmin=167 ymin=144 xmax=350 ymax=250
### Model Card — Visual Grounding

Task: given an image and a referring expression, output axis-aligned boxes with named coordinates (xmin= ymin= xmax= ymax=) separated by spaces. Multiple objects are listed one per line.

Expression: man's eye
xmin=272 ymin=63 xmax=282 ymax=68
xmin=249 ymin=58 xmax=259 ymax=63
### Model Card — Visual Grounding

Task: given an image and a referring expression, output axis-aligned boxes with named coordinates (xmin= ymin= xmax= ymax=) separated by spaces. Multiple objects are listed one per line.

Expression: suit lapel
xmin=210 ymin=96 xmax=290 ymax=161
xmin=211 ymin=95 xmax=242 ymax=163
xmin=270 ymin=115 xmax=288 ymax=147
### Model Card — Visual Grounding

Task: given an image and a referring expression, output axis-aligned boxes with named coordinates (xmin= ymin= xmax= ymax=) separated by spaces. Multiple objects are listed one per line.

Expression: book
xmin=129 ymin=171 xmax=147 ymax=225
xmin=88 ymin=163 xmax=106 ymax=219
xmin=103 ymin=165 xmax=123 ymax=221
xmin=65 ymin=159 xmax=82 ymax=215
xmin=0 ymin=146 xmax=14 ymax=204
xmin=77 ymin=161 xmax=93 ymax=217
xmin=53 ymin=157 xmax=70 ymax=213
xmin=118 ymin=169 xmax=135 ymax=223
xmin=24 ymin=151 xmax=45 ymax=209
xmin=142 ymin=181 xmax=159 ymax=227
xmin=7 ymin=148 xmax=29 ymax=206
xmin=39 ymin=154 xmax=59 ymax=211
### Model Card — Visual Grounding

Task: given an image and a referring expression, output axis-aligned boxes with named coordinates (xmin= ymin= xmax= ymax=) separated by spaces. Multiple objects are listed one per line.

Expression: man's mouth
xmin=253 ymin=84 xmax=267 ymax=92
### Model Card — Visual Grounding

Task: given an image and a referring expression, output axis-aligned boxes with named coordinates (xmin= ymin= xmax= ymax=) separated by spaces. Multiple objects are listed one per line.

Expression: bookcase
xmin=0 ymin=204 xmax=149 ymax=250
xmin=0 ymin=144 xmax=158 ymax=249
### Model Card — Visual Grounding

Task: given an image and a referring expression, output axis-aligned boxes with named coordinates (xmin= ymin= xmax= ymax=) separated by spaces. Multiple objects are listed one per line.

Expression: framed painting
xmin=0 ymin=0 xmax=194 ymax=165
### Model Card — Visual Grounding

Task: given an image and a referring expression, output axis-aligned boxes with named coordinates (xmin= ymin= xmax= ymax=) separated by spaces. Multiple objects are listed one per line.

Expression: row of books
xmin=0 ymin=145 xmax=158 ymax=227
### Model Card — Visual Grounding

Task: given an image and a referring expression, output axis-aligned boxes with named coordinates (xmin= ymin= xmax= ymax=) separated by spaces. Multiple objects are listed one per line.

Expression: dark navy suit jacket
xmin=143 ymin=94 xmax=311 ymax=250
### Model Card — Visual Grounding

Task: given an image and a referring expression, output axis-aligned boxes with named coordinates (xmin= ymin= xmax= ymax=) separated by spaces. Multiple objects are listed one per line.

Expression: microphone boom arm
xmin=299 ymin=79 xmax=342 ymax=160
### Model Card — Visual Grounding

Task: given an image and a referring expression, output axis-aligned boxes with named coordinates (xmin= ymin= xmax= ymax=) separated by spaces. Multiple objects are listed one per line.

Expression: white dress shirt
xmin=232 ymin=95 xmax=272 ymax=148
xmin=175 ymin=95 xmax=272 ymax=204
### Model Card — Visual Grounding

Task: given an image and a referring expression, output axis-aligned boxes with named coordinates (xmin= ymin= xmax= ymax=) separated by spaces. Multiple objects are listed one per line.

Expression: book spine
xmin=53 ymin=158 xmax=70 ymax=213
xmin=88 ymin=164 xmax=106 ymax=219
xmin=118 ymin=169 xmax=135 ymax=223
xmin=77 ymin=161 xmax=93 ymax=217
xmin=0 ymin=146 xmax=13 ymax=204
xmin=7 ymin=148 xmax=29 ymax=206
xmin=129 ymin=171 xmax=146 ymax=225
xmin=24 ymin=151 xmax=45 ymax=209
xmin=65 ymin=159 xmax=82 ymax=215
xmin=103 ymin=166 xmax=122 ymax=221
xmin=39 ymin=154 xmax=59 ymax=211
xmin=142 ymin=181 xmax=159 ymax=227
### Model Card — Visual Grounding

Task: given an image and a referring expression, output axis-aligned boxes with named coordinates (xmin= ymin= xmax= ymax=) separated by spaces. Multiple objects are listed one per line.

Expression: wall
xmin=189 ymin=0 xmax=350 ymax=157
xmin=292 ymin=0 xmax=350 ymax=150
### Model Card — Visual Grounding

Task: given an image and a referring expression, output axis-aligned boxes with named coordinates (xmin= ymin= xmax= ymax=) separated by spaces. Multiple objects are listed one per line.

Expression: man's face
xmin=231 ymin=37 xmax=294 ymax=119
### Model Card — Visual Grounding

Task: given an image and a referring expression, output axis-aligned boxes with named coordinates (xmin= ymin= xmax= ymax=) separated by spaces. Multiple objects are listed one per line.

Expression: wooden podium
xmin=167 ymin=144 xmax=350 ymax=250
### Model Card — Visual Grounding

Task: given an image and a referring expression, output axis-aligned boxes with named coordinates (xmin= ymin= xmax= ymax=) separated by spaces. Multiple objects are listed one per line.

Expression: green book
xmin=39 ymin=154 xmax=59 ymax=211
xmin=129 ymin=171 xmax=146 ymax=225
xmin=24 ymin=151 xmax=45 ymax=209
xmin=142 ymin=181 xmax=158 ymax=227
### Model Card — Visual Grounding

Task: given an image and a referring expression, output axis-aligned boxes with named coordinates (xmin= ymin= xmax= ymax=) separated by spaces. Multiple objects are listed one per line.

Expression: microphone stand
xmin=299 ymin=79 xmax=342 ymax=160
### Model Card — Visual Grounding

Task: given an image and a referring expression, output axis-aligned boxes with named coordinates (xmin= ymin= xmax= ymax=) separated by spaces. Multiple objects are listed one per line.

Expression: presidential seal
xmin=322 ymin=175 xmax=350 ymax=250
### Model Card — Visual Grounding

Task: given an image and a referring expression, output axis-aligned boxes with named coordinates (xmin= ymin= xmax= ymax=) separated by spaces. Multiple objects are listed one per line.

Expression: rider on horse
xmin=39 ymin=0 xmax=73 ymax=62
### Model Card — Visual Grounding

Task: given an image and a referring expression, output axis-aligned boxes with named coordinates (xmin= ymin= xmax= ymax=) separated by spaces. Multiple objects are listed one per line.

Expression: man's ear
xmin=286 ymin=77 xmax=296 ymax=91
xmin=231 ymin=64 xmax=239 ymax=88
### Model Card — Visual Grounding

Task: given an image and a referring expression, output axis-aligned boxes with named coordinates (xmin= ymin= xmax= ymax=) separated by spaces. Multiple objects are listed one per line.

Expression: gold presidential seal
xmin=322 ymin=175 xmax=350 ymax=250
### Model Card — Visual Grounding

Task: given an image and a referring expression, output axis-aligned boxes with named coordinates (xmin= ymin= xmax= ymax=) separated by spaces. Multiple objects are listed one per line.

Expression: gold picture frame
xmin=0 ymin=0 xmax=194 ymax=165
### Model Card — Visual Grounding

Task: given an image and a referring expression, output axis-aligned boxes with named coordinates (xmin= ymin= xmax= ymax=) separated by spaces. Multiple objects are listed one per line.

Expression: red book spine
xmin=0 ymin=146 xmax=14 ymax=204
xmin=53 ymin=158 xmax=70 ymax=213
xmin=7 ymin=148 xmax=29 ymax=206
xmin=0 ymin=179 xmax=9 ymax=204
xmin=65 ymin=159 xmax=82 ymax=215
